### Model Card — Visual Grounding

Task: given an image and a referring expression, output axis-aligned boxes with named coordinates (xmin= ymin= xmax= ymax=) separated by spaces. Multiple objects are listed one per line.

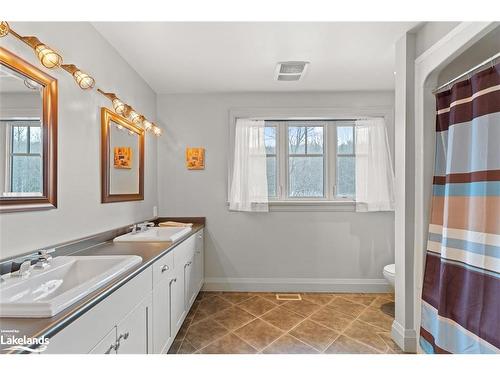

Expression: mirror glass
xmin=108 ymin=120 xmax=140 ymax=195
xmin=0 ymin=63 xmax=44 ymax=197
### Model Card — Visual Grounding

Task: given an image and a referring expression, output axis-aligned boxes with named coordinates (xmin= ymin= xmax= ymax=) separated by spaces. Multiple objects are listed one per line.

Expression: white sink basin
xmin=113 ymin=227 xmax=192 ymax=243
xmin=0 ymin=255 xmax=142 ymax=318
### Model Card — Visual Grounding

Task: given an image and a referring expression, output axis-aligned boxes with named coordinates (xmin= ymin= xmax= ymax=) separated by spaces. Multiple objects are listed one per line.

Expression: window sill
xmin=268 ymin=200 xmax=355 ymax=212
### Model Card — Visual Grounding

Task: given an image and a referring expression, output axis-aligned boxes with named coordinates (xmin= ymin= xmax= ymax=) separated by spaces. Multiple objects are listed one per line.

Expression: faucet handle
xmin=38 ymin=248 xmax=55 ymax=260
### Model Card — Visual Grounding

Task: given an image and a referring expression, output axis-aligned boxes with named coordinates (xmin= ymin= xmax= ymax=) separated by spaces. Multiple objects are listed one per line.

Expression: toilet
xmin=383 ymin=263 xmax=395 ymax=288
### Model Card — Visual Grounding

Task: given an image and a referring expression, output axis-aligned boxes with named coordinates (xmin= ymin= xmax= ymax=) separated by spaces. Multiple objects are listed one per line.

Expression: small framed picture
xmin=186 ymin=147 xmax=205 ymax=170
xmin=114 ymin=146 xmax=132 ymax=169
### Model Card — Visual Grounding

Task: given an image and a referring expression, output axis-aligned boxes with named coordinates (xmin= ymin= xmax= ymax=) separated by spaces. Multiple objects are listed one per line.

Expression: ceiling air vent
xmin=275 ymin=61 xmax=309 ymax=81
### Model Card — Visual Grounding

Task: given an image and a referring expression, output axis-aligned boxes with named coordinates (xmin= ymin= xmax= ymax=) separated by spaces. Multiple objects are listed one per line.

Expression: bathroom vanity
xmin=0 ymin=221 xmax=204 ymax=354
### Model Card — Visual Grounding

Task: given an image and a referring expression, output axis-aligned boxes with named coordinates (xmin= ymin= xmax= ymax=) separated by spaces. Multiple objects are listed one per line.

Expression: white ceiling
xmin=93 ymin=22 xmax=419 ymax=94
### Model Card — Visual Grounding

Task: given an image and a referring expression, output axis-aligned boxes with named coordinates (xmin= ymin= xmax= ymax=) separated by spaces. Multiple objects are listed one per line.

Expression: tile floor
xmin=168 ymin=291 xmax=405 ymax=354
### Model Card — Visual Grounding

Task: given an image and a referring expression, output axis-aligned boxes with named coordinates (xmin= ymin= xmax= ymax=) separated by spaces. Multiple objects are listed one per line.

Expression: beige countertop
xmin=0 ymin=221 xmax=204 ymax=353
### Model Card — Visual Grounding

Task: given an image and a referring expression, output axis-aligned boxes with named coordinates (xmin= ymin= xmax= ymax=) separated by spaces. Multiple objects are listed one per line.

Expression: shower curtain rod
xmin=433 ymin=52 xmax=500 ymax=94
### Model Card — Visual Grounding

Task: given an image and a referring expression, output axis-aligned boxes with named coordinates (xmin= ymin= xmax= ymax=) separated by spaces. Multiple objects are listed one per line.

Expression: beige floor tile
xmin=234 ymin=319 xmax=283 ymax=351
xmin=190 ymin=307 xmax=211 ymax=324
xmin=196 ymin=295 xmax=232 ymax=317
xmin=219 ymin=292 xmax=254 ymax=304
xmin=340 ymin=294 xmax=378 ymax=306
xmin=370 ymin=296 xmax=394 ymax=309
xmin=358 ymin=307 xmax=394 ymax=331
xmin=324 ymin=335 xmax=378 ymax=354
xmin=289 ymin=319 xmax=339 ymax=352
xmin=309 ymin=307 xmax=355 ymax=331
xmin=167 ymin=338 xmax=182 ymax=354
xmin=212 ymin=306 xmax=256 ymax=330
xmin=281 ymin=299 xmax=321 ymax=317
xmin=261 ymin=306 xmax=304 ymax=331
xmin=184 ymin=318 xmax=228 ymax=349
xmin=259 ymin=293 xmax=289 ymax=305
xmin=200 ymin=333 xmax=257 ymax=354
xmin=262 ymin=334 xmax=319 ymax=354
xmin=378 ymin=331 xmax=404 ymax=353
xmin=327 ymin=297 xmax=367 ymax=318
xmin=177 ymin=340 xmax=197 ymax=354
xmin=343 ymin=320 xmax=389 ymax=352
xmin=238 ymin=296 xmax=277 ymax=316
xmin=302 ymin=293 xmax=335 ymax=305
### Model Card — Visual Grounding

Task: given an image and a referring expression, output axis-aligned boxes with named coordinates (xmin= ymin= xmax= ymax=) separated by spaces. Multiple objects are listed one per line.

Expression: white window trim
xmin=228 ymin=106 xmax=394 ymax=212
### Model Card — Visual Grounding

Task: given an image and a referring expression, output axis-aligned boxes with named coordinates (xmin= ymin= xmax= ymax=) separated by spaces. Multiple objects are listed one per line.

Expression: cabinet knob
xmin=161 ymin=264 xmax=169 ymax=273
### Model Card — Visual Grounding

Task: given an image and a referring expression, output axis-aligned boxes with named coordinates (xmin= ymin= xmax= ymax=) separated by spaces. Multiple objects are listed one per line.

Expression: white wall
xmin=157 ymin=92 xmax=395 ymax=291
xmin=437 ymin=25 xmax=500 ymax=85
xmin=414 ymin=22 xmax=461 ymax=58
xmin=0 ymin=22 xmax=158 ymax=259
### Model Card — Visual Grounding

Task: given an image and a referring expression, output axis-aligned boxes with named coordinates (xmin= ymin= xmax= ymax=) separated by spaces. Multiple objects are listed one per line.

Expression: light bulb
xmin=112 ymin=98 xmax=126 ymax=115
xmin=153 ymin=126 xmax=162 ymax=136
xmin=128 ymin=110 xmax=140 ymax=123
xmin=34 ymin=44 xmax=62 ymax=68
xmin=73 ymin=70 xmax=95 ymax=89
xmin=142 ymin=120 xmax=153 ymax=131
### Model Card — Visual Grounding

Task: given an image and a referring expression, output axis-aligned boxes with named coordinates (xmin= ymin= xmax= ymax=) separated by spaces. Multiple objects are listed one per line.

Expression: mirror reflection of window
xmin=0 ymin=63 xmax=43 ymax=197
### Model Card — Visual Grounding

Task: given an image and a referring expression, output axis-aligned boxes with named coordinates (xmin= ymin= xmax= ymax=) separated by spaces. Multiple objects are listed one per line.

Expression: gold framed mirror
xmin=101 ymin=107 xmax=144 ymax=203
xmin=0 ymin=47 xmax=57 ymax=213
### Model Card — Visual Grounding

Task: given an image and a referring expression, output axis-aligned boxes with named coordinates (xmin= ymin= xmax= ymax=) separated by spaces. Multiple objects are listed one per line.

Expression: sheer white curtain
xmin=229 ymin=119 xmax=268 ymax=212
xmin=355 ymin=118 xmax=395 ymax=212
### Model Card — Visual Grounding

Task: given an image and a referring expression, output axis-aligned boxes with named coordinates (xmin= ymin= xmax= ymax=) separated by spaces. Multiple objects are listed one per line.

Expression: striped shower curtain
xmin=420 ymin=62 xmax=500 ymax=354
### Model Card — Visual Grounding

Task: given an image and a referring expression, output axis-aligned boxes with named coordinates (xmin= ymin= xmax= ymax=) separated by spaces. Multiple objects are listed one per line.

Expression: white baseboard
xmin=391 ymin=320 xmax=417 ymax=353
xmin=202 ymin=277 xmax=392 ymax=293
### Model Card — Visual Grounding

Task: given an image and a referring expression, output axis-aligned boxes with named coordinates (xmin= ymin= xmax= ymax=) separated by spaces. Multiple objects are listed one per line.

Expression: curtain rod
xmin=433 ymin=52 xmax=500 ymax=94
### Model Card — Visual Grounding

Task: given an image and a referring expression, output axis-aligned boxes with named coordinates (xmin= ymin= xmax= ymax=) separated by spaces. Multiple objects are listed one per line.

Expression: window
xmin=2 ymin=120 xmax=43 ymax=193
xmin=264 ymin=120 xmax=355 ymax=201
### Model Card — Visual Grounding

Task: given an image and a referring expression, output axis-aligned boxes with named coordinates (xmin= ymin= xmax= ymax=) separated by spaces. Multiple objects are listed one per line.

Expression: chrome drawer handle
xmin=161 ymin=264 xmax=169 ymax=273
xmin=195 ymin=250 xmax=201 ymax=254
xmin=169 ymin=278 xmax=177 ymax=286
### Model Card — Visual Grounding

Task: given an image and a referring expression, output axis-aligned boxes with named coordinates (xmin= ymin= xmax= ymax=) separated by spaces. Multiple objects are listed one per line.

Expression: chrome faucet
xmin=129 ymin=221 xmax=155 ymax=234
xmin=35 ymin=249 xmax=55 ymax=269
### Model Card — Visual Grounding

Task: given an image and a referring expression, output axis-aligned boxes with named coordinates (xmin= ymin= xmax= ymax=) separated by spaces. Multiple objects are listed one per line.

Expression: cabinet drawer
xmin=152 ymin=251 xmax=173 ymax=286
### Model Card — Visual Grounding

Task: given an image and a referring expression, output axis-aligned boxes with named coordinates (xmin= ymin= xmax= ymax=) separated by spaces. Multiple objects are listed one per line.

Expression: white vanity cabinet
xmin=42 ymin=228 xmax=204 ymax=354
xmin=45 ymin=268 xmax=153 ymax=354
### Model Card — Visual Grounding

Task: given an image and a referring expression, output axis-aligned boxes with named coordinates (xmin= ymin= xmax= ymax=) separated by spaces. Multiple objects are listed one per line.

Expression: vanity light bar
xmin=0 ymin=21 xmax=95 ymax=90
xmin=97 ymin=88 xmax=162 ymax=136
xmin=1 ymin=21 xmax=161 ymax=137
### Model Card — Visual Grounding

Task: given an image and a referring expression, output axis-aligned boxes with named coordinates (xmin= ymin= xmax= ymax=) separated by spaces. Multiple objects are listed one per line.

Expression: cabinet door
xmin=88 ymin=327 xmax=117 ymax=354
xmin=170 ymin=263 xmax=186 ymax=337
xmin=152 ymin=275 xmax=174 ymax=354
xmin=116 ymin=294 xmax=152 ymax=354
xmin=194 ymin=230 xmax=204 ymax=293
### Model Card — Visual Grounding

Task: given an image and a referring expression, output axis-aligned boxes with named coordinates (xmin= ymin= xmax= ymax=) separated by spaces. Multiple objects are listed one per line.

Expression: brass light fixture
xmin=97 ymin=88 xmax=161 ymax=136
xmin=0 ymin=21 xmax=10 ymax=37
xmin=152 ymin=125 xmax=162 ymax=136
xmin=61 ymin=64 xmax=95 ymax=89
xmin=9 ymin=29 xmax=63 ymax=69
xmin=97 ymin=89 xmax=127 ymax=115
xmin=142 ymin=119 xmax=153 ymax=131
